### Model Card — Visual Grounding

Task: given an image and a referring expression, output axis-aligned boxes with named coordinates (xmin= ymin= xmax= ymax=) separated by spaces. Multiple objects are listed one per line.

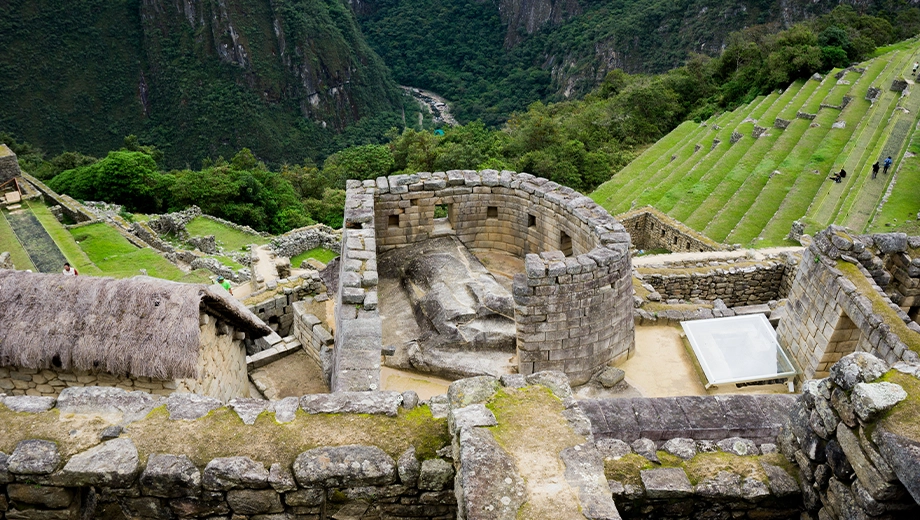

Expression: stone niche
xmin=339 ymin=169 xmax=634 ymax=386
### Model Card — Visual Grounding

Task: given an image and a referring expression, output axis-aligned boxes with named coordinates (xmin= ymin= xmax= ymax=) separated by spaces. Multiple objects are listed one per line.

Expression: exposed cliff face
xmin=140 ymin=0 xmax=400 ymax=129
xmin=495 ymin=0 xmax=581 ymax=47
xmin=0 ymin=0 xmax=401 ymax=166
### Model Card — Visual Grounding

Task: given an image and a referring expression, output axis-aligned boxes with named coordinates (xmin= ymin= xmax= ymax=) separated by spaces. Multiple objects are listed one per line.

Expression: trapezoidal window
xmin=433 ymin=203 xmax=453 ymax=234
xmin=388 ymin=214 xmax=399 ymax=228
xmin=560 ymin=231 xmax=573 ymax=256
xmin=528 ymin=214 xmax=537 ymax=227
xmin=487 ymin=206 xmax=498 ymax=219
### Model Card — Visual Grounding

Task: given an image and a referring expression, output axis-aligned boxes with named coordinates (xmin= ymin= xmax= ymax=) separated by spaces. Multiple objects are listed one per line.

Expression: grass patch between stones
xmin=185 ymin=217 xmax=268 ymax=251
xmin=291 ymin=247 xmax=338 ymax=268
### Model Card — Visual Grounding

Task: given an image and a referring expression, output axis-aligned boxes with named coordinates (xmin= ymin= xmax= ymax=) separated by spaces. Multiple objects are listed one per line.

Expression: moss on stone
xmin=602 ymin=450 xmax=796 ymax=487
xmin=878 ymin=370 xmax=920 ymax=442
xmin=0 ymin=402 xmax=449 ymax=468
xmin=603 ymin=453 xmax=653 ymax=487
xmin=836 ymin=260 xmax=920 ymax=354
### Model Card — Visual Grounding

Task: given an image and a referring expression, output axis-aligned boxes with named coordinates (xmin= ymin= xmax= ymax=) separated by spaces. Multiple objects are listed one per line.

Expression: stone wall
xmin=245 ymin=273 xmax=326 ymax=340
xmin=777 ymin=352 xmax=920 ymax=519
xmin=618 ymin=206 xmax=722 ymax=253
xmin=335 ymin=180 xmax=382 ymax=392
xmin=0 ymin=144 xmax=20 ymax=184
xmin=0 ymin=366 xmax=176 ymax=398
xmin=0 ymin=387 xmax=455 ymax=520
xmin=778 ymin=226 xmax=920 ymax=380
xmin=269 ymin=224 xmax=340 ymax=260
xmin=638 ymin=259 xmax=792 ymax=307
xmin=292 ymin=302 xmax=335 ymax=386
xmin=369 ymin=170 xmax=634 ymax=386
xmin=175 ymin=313 xmax=249 ymax=402
xmin=0 ymin=312 xmax=249 ymax=402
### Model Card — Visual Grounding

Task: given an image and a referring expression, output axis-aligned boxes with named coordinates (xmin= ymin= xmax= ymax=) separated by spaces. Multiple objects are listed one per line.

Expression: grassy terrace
xmin=185 ymin=216 xmax=269 ymax=251
xmin=590 ymin=39 xmax=920 ymax=246
xmin=70 ymin=222 xmax=210 ymax=282
xmin=805 ymin=53 xmax=904 ymax=233
xmin=291 ymin=247 xmax=338 ymax=267
xmin=869 ymin=125 xmax=920 ymax=234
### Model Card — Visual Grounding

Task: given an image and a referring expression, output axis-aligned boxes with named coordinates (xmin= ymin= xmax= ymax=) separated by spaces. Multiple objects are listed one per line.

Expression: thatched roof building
xmin=0 ymin=270 xmax=271 ymax=380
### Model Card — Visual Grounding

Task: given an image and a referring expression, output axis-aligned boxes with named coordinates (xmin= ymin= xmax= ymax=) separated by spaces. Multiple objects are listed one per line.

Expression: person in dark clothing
xmin=872 ymin=161 xmax=880 ymax=179
xmin=883 ymin=156 xmax=893 ymax=174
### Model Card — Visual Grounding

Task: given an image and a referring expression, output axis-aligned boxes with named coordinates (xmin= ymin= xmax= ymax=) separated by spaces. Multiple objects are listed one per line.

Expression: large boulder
xmin=829 ymin=353 xmax=888 ymax=391
xmin=379 ymin=236 xmax=516 ymax=352
xmin=140 ymin=454 xmax=202 ymax=498
xmin=7 ymin=440 xmax=60 ymax=475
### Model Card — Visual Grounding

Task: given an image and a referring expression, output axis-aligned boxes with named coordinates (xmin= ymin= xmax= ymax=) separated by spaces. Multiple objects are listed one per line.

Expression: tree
xmin=322 ymin=144 xmax=394 ymax=186
xmin=49 ymin=150 xmax=167 ymax=212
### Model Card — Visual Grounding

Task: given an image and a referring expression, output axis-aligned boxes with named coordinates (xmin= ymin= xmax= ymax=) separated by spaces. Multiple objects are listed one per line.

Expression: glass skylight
xmin=681 ymin=314 xmax=796 ymax=387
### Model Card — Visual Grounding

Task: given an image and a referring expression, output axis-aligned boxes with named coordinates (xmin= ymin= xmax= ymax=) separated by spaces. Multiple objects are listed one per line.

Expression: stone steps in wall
xmin=246 ymin=337 xmax=302 ymax=370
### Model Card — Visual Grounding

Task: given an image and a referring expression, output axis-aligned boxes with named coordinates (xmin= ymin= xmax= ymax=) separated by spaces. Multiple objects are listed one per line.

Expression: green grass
xmin=291 ymin=247 xmax=339 ymax=267
xmin=871 ymin=39 xmax=919 ymax=58
xmin=869 ymin=126 xmax=920 ymax=233
xmin=0 ymin=209 xmax=37 ymax=271
xmin=185 ymin=217 xmax=269 ymax=251
xmin=215 ymin=255 xmax=245 ymax=270
xmin=588 ymin=41 xmax=920 ymax=247
xmin=25 ymin=200 xmax=102 ymax=275
xmin=70 ymin=222 xmax=209 ymax=282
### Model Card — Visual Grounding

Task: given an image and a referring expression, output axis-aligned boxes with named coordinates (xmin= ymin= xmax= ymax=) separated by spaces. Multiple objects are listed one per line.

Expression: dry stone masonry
xmin=778 ymin=352 xmax=920 ymax=519
xmin=617 ymin=206 xmax=722 ymax=254
xmin=778 ymin=226 xmax=920 ymax=380
xmin=0 ymin=144 xmax=20 ymax=184
xmin=365 ymin=169 xmax=634 ymax=385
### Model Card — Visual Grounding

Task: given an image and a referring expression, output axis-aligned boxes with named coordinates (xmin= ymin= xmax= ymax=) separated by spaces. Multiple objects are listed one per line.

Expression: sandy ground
xmin=249 ymin=350 xmax=329 ymax=398
xmin=632 ymin=246 xmax=803 ymax=267
xmin=620 ymin=326 xmax=791 ymax=397
xmin=380 ymin=367 xmax=452 ymax=400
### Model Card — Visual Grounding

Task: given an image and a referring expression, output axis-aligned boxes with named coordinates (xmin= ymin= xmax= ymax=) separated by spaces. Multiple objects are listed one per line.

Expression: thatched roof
xmin=0 ymin=271 xmax=272 ymax=379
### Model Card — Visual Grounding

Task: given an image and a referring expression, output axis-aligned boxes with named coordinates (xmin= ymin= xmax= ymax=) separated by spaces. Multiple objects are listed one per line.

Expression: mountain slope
xmin=590 ymin=40 xmax=920 ymax=246
xmin=0 ymin=0 xmax=404 ymax=167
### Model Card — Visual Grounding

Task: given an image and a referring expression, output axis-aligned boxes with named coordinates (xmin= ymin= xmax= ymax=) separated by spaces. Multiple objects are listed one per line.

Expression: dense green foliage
xmin=0 ymin=0 xmax=409 ymax=169
xmin=359 ymin=0 xmax=920 ymax=125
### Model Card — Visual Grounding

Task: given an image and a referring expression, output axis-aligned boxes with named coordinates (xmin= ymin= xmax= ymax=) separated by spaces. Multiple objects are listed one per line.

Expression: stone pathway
xmin=233 ymin=245 xmax=278 ymax=299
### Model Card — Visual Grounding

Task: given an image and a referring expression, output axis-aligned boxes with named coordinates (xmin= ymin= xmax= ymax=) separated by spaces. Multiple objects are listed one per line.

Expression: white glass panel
xmin=681 ymin=314 xmax=796 ymax=386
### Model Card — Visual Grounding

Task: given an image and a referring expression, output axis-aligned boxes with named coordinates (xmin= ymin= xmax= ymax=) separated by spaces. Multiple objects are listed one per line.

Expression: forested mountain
xmin=356 ymin=0 xmax=920 ymax=125
xmin=0 ymin=0 xmax=405 ymax=168
xmin=3 ymin=0 xmax=920 ymax=169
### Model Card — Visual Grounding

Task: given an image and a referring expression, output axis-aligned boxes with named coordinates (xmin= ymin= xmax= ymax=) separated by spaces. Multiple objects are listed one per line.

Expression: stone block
xmin=640 ymin=467 xmax=693 ymax=498
xmin=293 ymin=445 xmax=396 ymax=487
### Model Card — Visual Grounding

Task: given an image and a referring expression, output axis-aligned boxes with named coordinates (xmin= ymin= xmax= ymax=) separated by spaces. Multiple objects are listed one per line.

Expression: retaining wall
xmin=0 ymin=387 xmax=455 ymax=520
xmin=617 ymin=206 xmax=722 ymax=253
xmin=21 ymin=173 xmax=96 ymax=223
xmin=369 ymin=170 xmax=634 ymax=385
xmin=0 ymin=144 xmax=20 ymax=184
xmin=639 ymin=259 xmax=793 ymax=307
